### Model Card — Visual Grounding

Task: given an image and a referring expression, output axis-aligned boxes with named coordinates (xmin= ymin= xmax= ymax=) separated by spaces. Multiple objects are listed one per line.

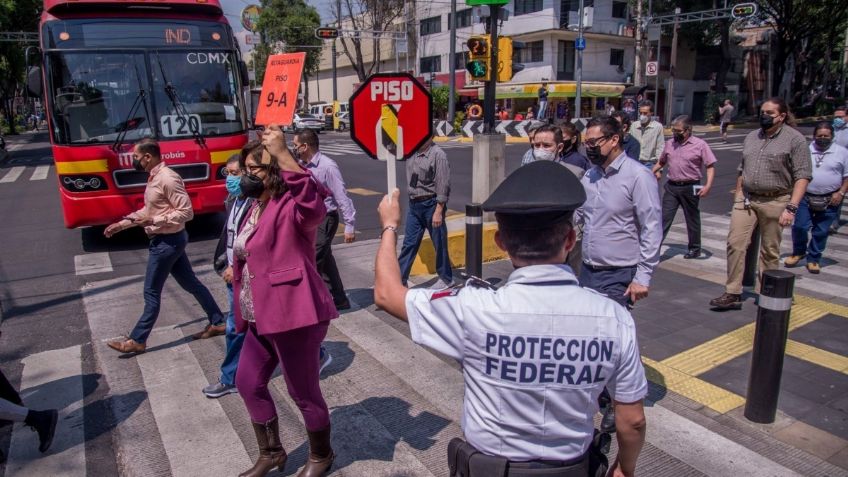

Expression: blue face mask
xmin=834 ymin=117 xmax=846 ymax=129
xmin=225 ymin=174 xmax=242 ymax=196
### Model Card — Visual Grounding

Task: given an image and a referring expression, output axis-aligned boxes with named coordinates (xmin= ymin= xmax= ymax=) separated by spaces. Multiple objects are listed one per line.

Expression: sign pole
xmin=483 ymin=4 xmax=499 ymax=134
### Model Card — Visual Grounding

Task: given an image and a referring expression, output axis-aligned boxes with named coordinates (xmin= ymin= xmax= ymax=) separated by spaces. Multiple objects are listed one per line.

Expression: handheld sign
xmin=255 ymin=52 xmax=306 ymax=126
xmin=349 ymin=73 xmax=433 ymax=196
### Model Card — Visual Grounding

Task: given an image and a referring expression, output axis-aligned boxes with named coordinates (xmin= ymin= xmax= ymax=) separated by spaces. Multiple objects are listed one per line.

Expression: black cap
xmin=482 ymin=161 xmax=585 ymax=229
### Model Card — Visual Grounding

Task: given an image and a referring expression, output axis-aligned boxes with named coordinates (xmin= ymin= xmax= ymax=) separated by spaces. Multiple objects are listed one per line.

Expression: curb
xmin=410 ymin=222 xmax=507 ymax=276
xmin=433 ymin=136 xmax=528 ymax=144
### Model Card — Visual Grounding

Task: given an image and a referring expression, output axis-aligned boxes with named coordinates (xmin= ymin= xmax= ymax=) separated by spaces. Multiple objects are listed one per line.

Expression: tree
xmin=255 ymin=0 xmax=323 ymax=104
xmin=0 ymin=0 xmax=41 ymax=134
xmin=334 ymin=0 xmax=406 ymax=82
xmin=430 ymin=86 xmax=457 ymax=120
xmin=754 ymin=0 xmax=848 ymax=100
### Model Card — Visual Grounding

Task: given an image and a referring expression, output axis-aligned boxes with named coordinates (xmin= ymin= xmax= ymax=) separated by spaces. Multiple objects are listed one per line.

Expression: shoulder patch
xmin=430 ymin=288 xmax=461 ymax=300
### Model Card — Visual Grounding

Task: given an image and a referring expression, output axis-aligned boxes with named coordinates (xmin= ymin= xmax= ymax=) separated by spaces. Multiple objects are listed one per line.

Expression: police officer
xmin=375 ymin=161 xmax=648 ymax=477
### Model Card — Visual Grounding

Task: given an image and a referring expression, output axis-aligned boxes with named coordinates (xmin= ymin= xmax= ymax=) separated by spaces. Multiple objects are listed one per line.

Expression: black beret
xmin=482 ymin=161 xmax=585 ymax=229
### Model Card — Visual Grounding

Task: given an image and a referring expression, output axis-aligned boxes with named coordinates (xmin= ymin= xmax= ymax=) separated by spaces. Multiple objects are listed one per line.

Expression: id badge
xmin=227 ymin=230 xmax=235 ymax=248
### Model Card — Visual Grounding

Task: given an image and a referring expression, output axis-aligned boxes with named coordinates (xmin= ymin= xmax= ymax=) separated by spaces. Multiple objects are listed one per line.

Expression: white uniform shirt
xmin=405 ymin=264 xmax=648 ymax=462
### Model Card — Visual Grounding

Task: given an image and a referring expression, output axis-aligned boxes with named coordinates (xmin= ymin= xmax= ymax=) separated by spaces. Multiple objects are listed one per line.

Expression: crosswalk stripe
xmin=6 ymin=345 xmax=86 ymax=476
xmin=29 ymin=165 xmax=50 ymax=181
xmin=136 ymin=327 xmax=252 ymax=476
xmin=0 ymin=166 xmax=26 ymax=183
xmin=74 ymin=253 xmax=113 ymax=276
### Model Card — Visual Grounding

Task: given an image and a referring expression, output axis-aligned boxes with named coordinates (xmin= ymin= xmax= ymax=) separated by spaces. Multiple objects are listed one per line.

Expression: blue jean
xmin=538 ymin=100 xmax=548 ymax=119
xmin=791 ymin=198 xmax=839 ymax=264
xmin=130 ymin=230 xmax=224 ymax=344
xmin=398 ymin=198 xmax=453 ymax=284
xmin=220 ymin=283 xmax=245 ymax=386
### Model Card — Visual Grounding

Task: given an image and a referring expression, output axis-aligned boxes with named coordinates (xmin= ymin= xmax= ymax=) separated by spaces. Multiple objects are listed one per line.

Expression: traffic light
xmin=731 ymin=3 xmax=757 ymax=19
xmin=465 ymin=36 xmax=490 ymax=81
xmin=496 ymin=36 xmax=525 ymax=82
xmin=314 ymin=27 xmax=339 ymax=40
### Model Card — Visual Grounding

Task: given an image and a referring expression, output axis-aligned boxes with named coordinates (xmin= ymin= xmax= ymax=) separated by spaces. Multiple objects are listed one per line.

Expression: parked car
xmin=336 ymin=112 xmax=350 ymax=131
xmin=287 ymin=113 xmax=324 ymax=133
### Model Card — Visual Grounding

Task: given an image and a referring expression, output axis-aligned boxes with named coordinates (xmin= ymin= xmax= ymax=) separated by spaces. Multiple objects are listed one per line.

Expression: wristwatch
xmin=785 ymin=203 xmax=799 ymax=214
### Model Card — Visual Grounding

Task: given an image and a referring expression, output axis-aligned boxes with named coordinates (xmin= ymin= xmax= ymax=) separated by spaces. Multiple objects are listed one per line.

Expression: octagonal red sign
xmin=349 ymin=73 xmax=433 ymax=160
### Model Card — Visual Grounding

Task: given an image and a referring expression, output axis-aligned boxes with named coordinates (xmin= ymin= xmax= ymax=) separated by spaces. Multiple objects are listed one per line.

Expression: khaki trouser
xmin=725 ymin=192 xmax=790 ymax=295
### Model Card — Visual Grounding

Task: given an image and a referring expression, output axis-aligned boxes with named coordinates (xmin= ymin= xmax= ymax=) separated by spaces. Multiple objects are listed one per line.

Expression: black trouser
xmin=315 ymin=211 xmax=347 ymax=304
xmin=661 ymin=181 xmax=702 ymax=253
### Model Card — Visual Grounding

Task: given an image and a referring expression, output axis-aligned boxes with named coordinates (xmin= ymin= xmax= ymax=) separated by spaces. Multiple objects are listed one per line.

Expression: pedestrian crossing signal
xmin=731 ymin=3 xmax=757 ymax=19
xmin=314 ymin=27 xmax=339 ymax=39
xmin=466 ymin=36 xmax=490 ymax=81
xmin=496 ymin=37 xmax=524 ymax=82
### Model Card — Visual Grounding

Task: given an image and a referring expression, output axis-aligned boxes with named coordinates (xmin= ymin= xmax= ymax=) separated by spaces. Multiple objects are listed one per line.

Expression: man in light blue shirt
xmin=831 ymin=106 xmax=847 ymax=234
xmin=293 ymin=129 xmax=357 ymax=310
xmin=575 ymin=117 xmax=662 ymax=308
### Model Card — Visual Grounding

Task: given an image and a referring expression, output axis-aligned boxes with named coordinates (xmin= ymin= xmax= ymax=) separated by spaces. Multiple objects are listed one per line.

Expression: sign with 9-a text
xmin=349 ymin=73 xmax=433 ymax=160
xmin=254 ymin=53 xmax=305 ymax=126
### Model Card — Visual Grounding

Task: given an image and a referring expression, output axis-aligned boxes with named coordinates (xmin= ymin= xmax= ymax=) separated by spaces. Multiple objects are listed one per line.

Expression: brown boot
xmin=239 ymin=416 xmax=287 ymax=477
xmin=297 ymin=425 xmax=334 ymax=477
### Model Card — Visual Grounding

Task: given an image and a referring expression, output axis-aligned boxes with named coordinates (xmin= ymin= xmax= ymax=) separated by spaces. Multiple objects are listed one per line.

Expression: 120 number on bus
xmin=160 ymin=114 xmax=202 ymax=138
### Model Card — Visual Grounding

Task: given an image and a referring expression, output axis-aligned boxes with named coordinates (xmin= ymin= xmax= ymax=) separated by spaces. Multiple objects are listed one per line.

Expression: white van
xmin=309 ymin=102 xmax=349 ymax=121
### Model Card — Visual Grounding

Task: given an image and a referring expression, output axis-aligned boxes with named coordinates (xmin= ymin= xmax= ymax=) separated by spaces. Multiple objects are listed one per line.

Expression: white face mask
xmin=533 ymin=148 xmax=557 ymax=162
xmin=639 ymin=114 xmax=650 ymax=124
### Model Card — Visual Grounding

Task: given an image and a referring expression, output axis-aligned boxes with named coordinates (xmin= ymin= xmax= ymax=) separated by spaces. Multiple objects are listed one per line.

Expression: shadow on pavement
xmin=81 ymin=212 xmax=226 ymax=253
xmin=318 ymin=341 xmax=354 ymax=379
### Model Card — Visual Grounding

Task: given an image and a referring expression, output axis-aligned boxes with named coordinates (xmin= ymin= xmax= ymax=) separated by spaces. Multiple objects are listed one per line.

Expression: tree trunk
xmin=715 ymin=19 xmax=731 ymax=93
xmin=303 ymin=72 xmax=310 ymax=108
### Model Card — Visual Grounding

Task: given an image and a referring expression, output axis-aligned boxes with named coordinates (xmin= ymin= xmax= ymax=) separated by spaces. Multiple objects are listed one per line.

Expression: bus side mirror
xmin=27 ymin=66 xmax=43 ymax=99
xmin=238 ymin=61 xmax=250 ymax=87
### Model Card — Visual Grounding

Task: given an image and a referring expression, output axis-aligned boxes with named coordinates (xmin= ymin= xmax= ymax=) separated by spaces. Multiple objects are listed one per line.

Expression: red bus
xmin=29 ymin=0 xmax=250 ymax=228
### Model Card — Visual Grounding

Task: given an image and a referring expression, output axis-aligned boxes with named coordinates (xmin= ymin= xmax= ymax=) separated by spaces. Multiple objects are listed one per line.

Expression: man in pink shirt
xmin=103 ymin=138 xmax=225 ymax=354
xmin=652 ymin=115 xmax=717 ymax=259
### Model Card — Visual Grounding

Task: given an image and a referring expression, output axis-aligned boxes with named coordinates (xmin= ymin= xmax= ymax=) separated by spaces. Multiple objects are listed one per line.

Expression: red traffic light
xmin=467 ymin=37 xmax=488 ymax=57
xmin=314 ymin=27 xmax=339 ymax=39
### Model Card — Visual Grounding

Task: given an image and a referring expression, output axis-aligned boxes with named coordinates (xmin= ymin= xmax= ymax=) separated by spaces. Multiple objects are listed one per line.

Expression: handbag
xmin=806 ymin=194 xmax=831 ymax=213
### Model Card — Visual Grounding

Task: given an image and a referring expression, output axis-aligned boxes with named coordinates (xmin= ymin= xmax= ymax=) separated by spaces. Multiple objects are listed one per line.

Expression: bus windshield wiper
xmin=111 ymin=62 xmax=153 ymax=152
xmin=154 ymin=52 xmax=205 ymax=147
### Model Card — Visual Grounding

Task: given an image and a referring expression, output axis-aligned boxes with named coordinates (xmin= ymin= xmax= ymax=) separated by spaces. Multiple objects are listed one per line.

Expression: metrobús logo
xmin=161 ymin=151 xmax=186 ymax=161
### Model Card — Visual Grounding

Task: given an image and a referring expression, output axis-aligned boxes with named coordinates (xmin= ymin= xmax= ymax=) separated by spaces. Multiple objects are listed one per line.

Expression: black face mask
xmin=815 ymin=138 xmax=832 ymax=150
xmin=240 ymin=173 xmax=266 ymax=198
xmin=132 ymin=158 xmax=145 ymax=172
xmin=674 ymin=133 xmax=686 ymax=143
xmin=759 ymin=114 xmax=775 ymax=130
xmin=586 ymin=145 xmax=606 ymax=166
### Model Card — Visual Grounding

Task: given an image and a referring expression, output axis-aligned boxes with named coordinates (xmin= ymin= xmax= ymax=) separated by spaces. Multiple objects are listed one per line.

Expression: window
xmin=612 ymin=1 xmax=628 ymax=19
xmin=609 ymin=49 xmax=624 ymax=66
xmin=557 ymin=40 xmax=575 ymax=81
xmin=515 ymin=0 xmax=543 ymax=16
xmin=420 ymin=16 xmax=441 ymax=36
xmin=515 ymin=40 xmax=544 ymax=63
xmin=453 ymin=51 xmax=467 ymax=70
xmin=420 ymin=55 xmax=441 ymax=73
xmin=449 ymin=9 xmax=473 ymax=29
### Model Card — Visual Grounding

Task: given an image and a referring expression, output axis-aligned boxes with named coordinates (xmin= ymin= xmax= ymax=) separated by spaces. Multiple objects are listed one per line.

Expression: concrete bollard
xmin=744 ymin=269 xmax=795 ymax=424
xmin=742 ymin=225 xmax=760 ymax=288
xmin=465 ymin=204 xmax=483 ymax=278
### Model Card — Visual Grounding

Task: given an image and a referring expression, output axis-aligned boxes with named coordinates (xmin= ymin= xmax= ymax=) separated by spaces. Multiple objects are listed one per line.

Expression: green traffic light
xmin=466 ymin=60 xmax=487 ymax=78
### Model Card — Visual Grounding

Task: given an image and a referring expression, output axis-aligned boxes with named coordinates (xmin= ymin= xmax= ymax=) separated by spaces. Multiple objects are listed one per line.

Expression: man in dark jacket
xmin=203 ymin=152 xmax=253 ymax=398
xmin=612 ymin=111 xmax=641 ymax=161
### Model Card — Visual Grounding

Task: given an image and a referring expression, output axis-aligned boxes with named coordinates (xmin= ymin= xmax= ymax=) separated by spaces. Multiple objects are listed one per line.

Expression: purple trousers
xmin=236 ymin=321 xmax=330 ymax=430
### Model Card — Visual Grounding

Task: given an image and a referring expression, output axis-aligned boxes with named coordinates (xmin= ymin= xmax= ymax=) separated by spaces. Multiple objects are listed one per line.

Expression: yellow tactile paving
xmin=661 ymin=302 xmax=828 ymax=376
xmin=642 ymin=357 xmax=746 ymax=414
xmin=446 ymin=209 xmax=463 ymax=218
xmin=793 ymin=294 xmax=848 ymax=318
xmin=346 ymin=187 xmax=382 ymax=196
xmin=786 ymin=340 xmax=848 ymax=375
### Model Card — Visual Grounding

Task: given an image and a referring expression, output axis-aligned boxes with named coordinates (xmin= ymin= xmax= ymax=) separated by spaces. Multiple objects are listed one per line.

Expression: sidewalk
xmin=329 ymin=237 xmax=848 ymax=475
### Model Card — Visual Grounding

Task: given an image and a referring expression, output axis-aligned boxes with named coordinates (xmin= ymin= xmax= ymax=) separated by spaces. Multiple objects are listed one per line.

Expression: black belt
xmin=449 ymin=438 xmax=590 ymax=477
xmin=667 ymin=179 xmax=699 ymax=186
xmin=326 ymin=210 xmax=339 ymax=217
xmin=806 ymin=191 xmax=837 ymax=197
xmin=582 ymin=262 xmax=636 ymax=272
xmin=410 ymin=194 xmax=436 ymax=203
xmin=747 ymin=190 xmax=791 ymax=198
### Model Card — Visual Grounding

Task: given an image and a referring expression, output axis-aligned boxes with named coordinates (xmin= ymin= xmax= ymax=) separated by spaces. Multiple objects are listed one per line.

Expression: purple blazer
xmin=233 ymin=169 xmax=339 ymax=335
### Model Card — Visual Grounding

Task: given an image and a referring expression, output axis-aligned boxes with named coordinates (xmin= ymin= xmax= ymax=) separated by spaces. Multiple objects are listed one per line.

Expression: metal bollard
xmin=744 ymin=269 xmax=795 ymax=424
xmin=465 ymin=204 xmax=483 ymax=278
xmin=742 ymin=224 xmax=760 ymax=288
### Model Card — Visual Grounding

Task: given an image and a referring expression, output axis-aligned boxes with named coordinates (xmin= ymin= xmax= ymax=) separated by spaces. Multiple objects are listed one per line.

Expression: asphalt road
xmin=0 ymin=124 xmax=813 ymax=475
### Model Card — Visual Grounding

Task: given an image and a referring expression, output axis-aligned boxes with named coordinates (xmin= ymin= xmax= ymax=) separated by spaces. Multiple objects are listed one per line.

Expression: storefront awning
xmin=479 ymin=82 xmax=628 ymax=99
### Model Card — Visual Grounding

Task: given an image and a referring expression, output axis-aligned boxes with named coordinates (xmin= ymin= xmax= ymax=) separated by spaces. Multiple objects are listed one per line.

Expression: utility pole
xmin=634 ymin=0 xmax=643 ymax=86
xmin=841 ymin=23 xmax=848 ymax=99
xmin=483 ymin=4 xmax=500 ymax=133
xmin=575 ymin=0 xmax=584 ymax=119
xmin=665 ymin=7 xmax=680 ymax=124
xmin=447 ymin=0 xmax=458 ymax=123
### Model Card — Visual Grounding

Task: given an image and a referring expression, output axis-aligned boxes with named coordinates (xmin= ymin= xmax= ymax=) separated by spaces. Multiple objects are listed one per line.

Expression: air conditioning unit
xmin=582 ymin=7 xmax=594 ymax=28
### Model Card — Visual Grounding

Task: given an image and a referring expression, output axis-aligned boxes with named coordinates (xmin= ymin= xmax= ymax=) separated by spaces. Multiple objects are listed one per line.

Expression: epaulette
xmin=464 ymin=276 xmax=496 ymax=290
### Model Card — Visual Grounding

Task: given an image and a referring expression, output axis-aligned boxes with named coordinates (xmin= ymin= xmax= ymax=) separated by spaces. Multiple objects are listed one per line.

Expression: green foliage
xmin=0 ymin=0 xmax=41 ymax=134
xmin=430 ymin=86 xmax=457 ymax=120
xmin=254 ymin=0 xmax=324 ymax=85
xmin=453 ymin=111 xmax=465 ymax=132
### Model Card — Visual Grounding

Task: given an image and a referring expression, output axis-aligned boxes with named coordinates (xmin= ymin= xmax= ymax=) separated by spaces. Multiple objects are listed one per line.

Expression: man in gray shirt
xmin=398 ymin=139 xmax=453 ymax=288
xmin=575 ymin=117 xmax=662 ymax=308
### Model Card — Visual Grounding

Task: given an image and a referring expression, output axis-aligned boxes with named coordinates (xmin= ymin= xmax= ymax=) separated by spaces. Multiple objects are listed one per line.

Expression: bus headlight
xmin=61 ymin=175 xmax=107 ymax=192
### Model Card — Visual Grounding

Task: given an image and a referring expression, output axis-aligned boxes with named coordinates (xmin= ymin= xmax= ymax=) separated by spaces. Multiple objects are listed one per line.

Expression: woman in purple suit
xmin=233 ymin=124 xmax=339 ymax=477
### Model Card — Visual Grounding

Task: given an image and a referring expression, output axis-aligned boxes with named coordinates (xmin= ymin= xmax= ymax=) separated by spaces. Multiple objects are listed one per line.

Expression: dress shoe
xmin=334 ymin=299 xmax=351 ymax=311
xmin=709 ymin=293 xmax=742 ymax=310
xmin=192 ymin=323 xmax=226 ymax=340
xmin=107 ymin=338 xmax=146 ymax=354
xmin=806 ymin=262 xmax=821 ymax=274
xmin=25 ymin=409 xmax=58 ymax=453
xmin=683 ymin=250 xmax=701 ymax=259
xmin=783 ymin=255 xmax=803 ymax=267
